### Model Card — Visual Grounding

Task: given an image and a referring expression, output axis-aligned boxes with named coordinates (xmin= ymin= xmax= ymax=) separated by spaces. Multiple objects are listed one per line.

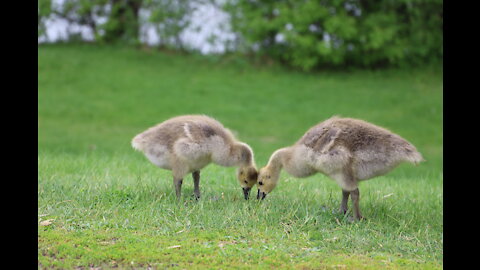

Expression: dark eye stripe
xmin=259 ymin=182 xmax=263 ymax=185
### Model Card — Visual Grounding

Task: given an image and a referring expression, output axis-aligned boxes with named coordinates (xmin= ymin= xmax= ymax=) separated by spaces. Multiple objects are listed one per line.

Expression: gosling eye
xmin=244 ymin=180 xmax=248 ymax=184
xmin=259 ymin=182 xmax=263 ymax=185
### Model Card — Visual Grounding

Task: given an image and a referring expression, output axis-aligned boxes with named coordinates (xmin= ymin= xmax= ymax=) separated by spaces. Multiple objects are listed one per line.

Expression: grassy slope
xmin=38 ymin=44 xmax=443 ymax=269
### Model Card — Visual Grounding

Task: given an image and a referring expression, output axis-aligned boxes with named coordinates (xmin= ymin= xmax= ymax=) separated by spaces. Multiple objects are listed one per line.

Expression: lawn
xmin=38 ymin=44 xmax=443 ymax=269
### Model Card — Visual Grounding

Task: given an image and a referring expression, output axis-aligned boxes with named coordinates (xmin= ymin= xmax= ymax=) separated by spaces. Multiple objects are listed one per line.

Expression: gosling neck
xmin=266 ymin=147 xmax=291 ymax=177
xmin=232 ymin=142 xmax=255 ymax=168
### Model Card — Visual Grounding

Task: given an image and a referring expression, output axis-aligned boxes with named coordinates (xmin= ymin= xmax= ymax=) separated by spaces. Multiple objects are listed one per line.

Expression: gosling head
xmin=237 ymin=166 xmax=258 ymax=200
xmin=256 ymin=166 xmax=279 ymax=200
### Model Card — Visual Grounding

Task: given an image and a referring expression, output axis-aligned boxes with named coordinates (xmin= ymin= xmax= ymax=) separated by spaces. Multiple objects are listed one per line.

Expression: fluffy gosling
xmin=132 ymin=115 xmax=258 ymax=200
xmin=256 ymin=116 xmax=424 ymax=220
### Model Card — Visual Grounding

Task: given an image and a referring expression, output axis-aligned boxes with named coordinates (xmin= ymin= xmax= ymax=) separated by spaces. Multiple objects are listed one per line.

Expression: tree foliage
xmin=38 ymin=0 xmax=113 ymax=42
xmin=143 ymin=0 xmax=198 ymax=50
xmin=37 ymin=0 xmax=199 ymax=46
xmin=38 ymin=0 xmax=442 ymax=70
xmin=39 ymin=0 xmax=52 ymax=37
xmin=102 ymin=0 xmax=143 ymax=44
xmin=226 ymin=0 xmax=443 ymax=70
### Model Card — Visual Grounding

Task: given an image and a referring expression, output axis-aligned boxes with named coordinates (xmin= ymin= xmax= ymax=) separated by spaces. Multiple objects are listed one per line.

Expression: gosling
xmin=132 ymin=115 xmax=258 ymax=200
xmin=256 ymin=116 xmax=424 ymax=220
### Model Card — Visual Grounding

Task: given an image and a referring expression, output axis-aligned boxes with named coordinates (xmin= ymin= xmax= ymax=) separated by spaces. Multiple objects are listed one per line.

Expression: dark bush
xmin=226 ymin=0 xmax=443 ymax=70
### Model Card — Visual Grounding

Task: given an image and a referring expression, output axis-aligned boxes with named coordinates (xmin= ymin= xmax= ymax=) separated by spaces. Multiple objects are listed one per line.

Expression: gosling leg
xmin=192 ymin=170 xmax=201 ymax=200
xmin=350 ymin=188 xmax=364 ymax=220
xmin=174 ymin=177 xmax=183 ymax=199
xmin=340 ymin=189 xmax=350 ymax=214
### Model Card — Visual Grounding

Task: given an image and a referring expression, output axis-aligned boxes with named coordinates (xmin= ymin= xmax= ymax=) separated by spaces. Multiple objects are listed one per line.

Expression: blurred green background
xmin=38 ymin=0 xmax=442 ymax=268
xmin=38 ymin=44 xmax=442 ymax=177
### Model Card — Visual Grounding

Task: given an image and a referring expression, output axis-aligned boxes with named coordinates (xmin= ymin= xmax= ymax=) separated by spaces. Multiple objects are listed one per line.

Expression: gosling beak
xmin=242 ymin=187 xmax=251 ymax=200
xmin=256 ymin=189 xmax=267 ymax=200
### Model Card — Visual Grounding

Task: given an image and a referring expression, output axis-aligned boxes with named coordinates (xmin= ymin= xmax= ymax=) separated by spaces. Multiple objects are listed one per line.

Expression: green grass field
xmin=38 ymin=44 xmax=443 ymax=269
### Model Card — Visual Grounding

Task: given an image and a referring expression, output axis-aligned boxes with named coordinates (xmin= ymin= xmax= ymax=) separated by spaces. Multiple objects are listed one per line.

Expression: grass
xmin=38 ymin=44 xmax=443 ymax=269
